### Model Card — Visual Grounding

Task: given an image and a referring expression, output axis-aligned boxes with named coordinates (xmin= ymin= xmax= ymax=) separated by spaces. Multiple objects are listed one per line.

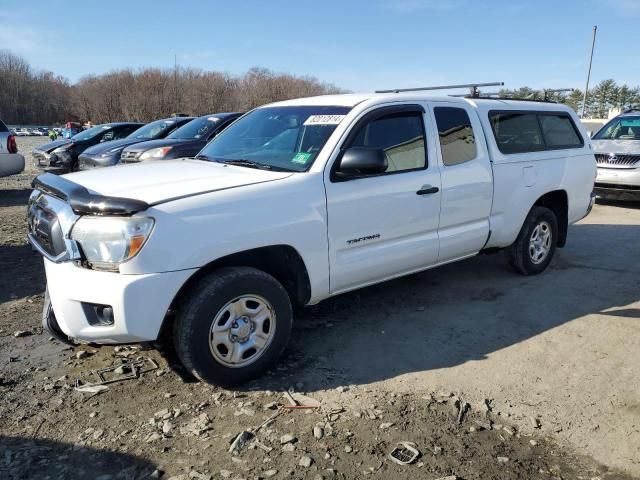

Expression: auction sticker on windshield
xmin=292 ymin=152 xmax=312 ymax=164
xmin=303 ymin=115 xmax=346 ymax=126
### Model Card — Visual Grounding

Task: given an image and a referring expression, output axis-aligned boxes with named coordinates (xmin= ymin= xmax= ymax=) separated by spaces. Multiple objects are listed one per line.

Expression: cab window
xmin=349 ymin=111 xmax=426 ymax=172
xmin=434 ymin=107 xmax=476 ymax=166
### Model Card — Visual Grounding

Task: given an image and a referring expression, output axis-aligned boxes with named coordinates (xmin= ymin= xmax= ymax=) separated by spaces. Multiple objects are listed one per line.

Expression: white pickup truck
xmin=28 ymin=93 xmax=595 ymax=385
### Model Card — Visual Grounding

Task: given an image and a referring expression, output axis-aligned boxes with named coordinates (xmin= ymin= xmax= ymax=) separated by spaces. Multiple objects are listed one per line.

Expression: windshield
xmin=593 ymin=116 xmax=640 ymax=140
xmin=196 ymin=106 xmax=351 ymax=172
xmin=168 ymin=116 xmax=220 ymax=140
xmin=128 ymin=119 xmax=178 ymax=140
xmin=71 ymin=125 xmax=110 ymax=141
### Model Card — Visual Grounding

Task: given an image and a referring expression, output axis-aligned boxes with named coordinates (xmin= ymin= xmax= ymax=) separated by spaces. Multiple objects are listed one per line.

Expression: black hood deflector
xmin=32 ymin=173 xmax=149 ymax=216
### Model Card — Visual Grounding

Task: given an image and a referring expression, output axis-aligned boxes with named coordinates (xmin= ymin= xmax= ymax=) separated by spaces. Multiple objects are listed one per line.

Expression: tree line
xmin=1 ymin=48 xmax=638 ymax=125
xmin=0 ymin=50 xmax=341 ymax=125
xmin=497 ymin=80 xmax=640 ymax=118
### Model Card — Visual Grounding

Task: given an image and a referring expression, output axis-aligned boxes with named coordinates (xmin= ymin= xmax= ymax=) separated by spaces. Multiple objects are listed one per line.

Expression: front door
xmin=324 ymin=104 xmax=442 ymax=294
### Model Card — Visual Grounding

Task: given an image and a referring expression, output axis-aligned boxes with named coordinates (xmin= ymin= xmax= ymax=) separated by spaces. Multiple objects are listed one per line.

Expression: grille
xmin=27 ymin=200 xmax=66 ymax=257
xmin=595 ymin=153 xmax=640 ymax=168
xmin=120 ymin=150 xmax=140 ymax=163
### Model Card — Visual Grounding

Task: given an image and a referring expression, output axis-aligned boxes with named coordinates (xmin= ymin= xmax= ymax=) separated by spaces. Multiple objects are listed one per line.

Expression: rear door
xmin=429 ymin=102 xmax=493 ymax=260
xmin=325 ymin=103 xmax=442 ymax=294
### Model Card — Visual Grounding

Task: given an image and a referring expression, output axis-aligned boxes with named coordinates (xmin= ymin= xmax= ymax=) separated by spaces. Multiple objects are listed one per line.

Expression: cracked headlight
xmin=70 ymin=216 xmax=154 ymax=271
xmin=52 ymin=146 xmax=72 ymax=161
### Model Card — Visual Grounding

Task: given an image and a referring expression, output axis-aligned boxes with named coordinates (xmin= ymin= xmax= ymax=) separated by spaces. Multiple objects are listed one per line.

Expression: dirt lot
xmin=0 ymin=137 xmax=638 ymax=480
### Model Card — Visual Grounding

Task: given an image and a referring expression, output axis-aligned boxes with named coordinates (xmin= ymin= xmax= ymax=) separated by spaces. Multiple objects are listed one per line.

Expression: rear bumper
xmin=0 ymin=153 xmax=25 ymax=177
xmin=44 ymin=259 xmax=196 ymax=344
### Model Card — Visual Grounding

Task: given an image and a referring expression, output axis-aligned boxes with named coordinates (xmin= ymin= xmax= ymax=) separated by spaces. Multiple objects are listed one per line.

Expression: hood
xmin=591 ymin=139 xmax=640 ymax=155
xmin=82 ymin=138 xmax=145 ymax=156
xmin=37 ymin=139 xmax=72 ymax=153
xmin=123 ymin=138 xmax=195 ymax=154
xmin=63 ymin=158 xmax=293 ymax=205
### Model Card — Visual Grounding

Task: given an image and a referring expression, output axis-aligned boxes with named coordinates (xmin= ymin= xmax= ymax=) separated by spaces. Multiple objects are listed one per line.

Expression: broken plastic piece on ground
xmin=282 ymin=390 xmax=321 ymax=409
xmin=74 ymin=384 xmax=109 ymax=394
xmin=228 ymin=430 xmax=255 ymax=454
xmin=92 ymin=356 xmax=158 ymax=385
xmin=388 ymin=441 xmax=421 ymax=465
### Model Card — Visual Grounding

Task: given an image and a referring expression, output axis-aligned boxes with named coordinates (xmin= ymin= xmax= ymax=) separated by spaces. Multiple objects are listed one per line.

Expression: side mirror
xmin=335 ymin=147 xmax=387 ymax=179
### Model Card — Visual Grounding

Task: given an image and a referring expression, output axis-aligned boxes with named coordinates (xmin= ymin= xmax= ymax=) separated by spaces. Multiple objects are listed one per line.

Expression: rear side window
xmin=538 ymin=114 xmax=582 ymax=148
xmin=490 ymin=111 xmax=583 ymax=154
xmin=490 ymin=112 xmax=544 ymax=154
xmin=350 ymin=112 xmax=426 ymax=172
xmin=434 ymin=107 xmax=476 ymax=166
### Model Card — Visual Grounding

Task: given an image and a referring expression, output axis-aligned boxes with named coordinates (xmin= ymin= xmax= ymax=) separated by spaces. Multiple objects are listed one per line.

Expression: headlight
xmin=139 ymin=147 xmax=173 ymax=161
xmin=52 ymin=146 xmax=72 ymax=161
xmin=70 ymin=216 xmax=154 ymax=270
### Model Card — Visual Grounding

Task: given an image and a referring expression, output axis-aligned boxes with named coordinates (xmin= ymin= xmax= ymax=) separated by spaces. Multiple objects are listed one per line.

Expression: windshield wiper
xmin=194 ymin=153 xmax=213 ymax=161
xmin=221 ymin=159 xmax=272 ymax=170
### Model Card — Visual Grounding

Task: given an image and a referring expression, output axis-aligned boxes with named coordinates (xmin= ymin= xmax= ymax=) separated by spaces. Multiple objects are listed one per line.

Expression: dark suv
xmin=120 ymin=113 xmax=242 ymax=164
xmin=78 ymin=116 xmax=194 ymax=170
xmin=32 ymin=123 xmax=142 ymax=173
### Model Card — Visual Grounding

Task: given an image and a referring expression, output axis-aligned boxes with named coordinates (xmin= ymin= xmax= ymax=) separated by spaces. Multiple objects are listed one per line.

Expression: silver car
xmin=592 ymin=109 xmax=640 ymax=200
xmin=0 ymin=119 xmax=25 ymax=177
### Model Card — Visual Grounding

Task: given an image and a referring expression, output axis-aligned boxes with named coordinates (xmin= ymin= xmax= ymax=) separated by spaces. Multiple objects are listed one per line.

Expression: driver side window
xmin=349 ymin=111 xmax=427 ymax=172
xmin=101 ymin=130 xmax=115 ymax=142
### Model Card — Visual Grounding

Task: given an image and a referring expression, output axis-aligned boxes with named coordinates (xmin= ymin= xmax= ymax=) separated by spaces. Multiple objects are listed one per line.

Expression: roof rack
xmin=622 ymin=107 xmax=640 ymax=114
xmin=375 ymin=82 xmax=504 ymax=97
xmin=457 ymin=87 xmax=575 ymax=104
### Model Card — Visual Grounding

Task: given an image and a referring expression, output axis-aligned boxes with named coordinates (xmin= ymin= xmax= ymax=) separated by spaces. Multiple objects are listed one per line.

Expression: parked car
xmin=118 ymin=113 xmax=242 ymax=165
xmin=32 ymin=122 xmax=142 ymax=173
xmin=78 ymin=116 xmax=194 ymax=170
xmin=0 ymin=119 xmax=25 ymax=177
xmin=592 ymin=108 xmax=640 ymax=200
xmin=31 ymin=128 xmax=46 ymax=136
xmin=14 ymin=128 xmax=29 ymax=136
xmin=28 ymin=93 xmax=595 ymax=385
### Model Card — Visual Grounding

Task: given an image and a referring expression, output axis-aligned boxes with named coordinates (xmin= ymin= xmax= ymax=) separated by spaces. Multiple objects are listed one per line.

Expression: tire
xmin=174 ymin=267 xmax=292 ymax=386
xmin=507 ymin=206 xmax=558 ymax=275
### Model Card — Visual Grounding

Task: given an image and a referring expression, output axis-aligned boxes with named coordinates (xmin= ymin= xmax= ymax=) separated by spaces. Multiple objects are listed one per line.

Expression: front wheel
xmin=507 ymin=206 xmax=558 ymax=275
xmin=174 ymin=267 xmax=292 ymax=386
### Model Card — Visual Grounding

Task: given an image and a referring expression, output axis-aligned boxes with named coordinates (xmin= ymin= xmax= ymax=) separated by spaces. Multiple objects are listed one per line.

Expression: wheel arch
xmin=159 ymin=244 xmax=312 ymax=339
xmin=532 ymin=190 xmax=568 ymax=247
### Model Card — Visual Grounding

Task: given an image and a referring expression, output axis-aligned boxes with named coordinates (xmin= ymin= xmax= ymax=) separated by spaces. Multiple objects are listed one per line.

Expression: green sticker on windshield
xmin=292 ymin=152 xmax=312 ymax=164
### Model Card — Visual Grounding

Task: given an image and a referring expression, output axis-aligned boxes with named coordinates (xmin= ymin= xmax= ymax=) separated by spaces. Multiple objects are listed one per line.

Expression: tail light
xmin=7 ymin=134 xmax=18 ymax=154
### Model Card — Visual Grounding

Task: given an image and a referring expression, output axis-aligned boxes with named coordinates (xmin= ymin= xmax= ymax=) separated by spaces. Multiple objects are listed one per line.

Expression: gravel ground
xmin=0 ymin=137 xmax=638 ymax=480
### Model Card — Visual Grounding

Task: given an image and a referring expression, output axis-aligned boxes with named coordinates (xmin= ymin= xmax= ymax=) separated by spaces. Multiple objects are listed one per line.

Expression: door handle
xmin=416 ymin=185 xmax=439 ymax=195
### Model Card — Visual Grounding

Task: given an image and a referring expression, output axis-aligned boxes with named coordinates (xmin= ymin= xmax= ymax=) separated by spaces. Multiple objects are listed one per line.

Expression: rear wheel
xmin=174 ymin=267 xmax=292 ymax=386
xmin=507 ymin=206 xmax=558 ymax=275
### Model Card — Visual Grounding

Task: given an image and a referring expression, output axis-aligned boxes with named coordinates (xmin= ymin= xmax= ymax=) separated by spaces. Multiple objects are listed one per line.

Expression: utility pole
xmin=174 ymin=54 xmax=178 ymax=117
xmin=581 ymin=25 xmax=597 ymax=118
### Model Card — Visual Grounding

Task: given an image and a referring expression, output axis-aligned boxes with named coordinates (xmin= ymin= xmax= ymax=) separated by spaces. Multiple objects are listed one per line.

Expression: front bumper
xmin=44 ymin=260 xmax=196 ymax=343
xmin=595 ymin=167 xmax=640 ymax=200
xmin=32 ymin=149 xmax=72 ymax=173
xmin=78 ymin=153 xmax=117 ymax=170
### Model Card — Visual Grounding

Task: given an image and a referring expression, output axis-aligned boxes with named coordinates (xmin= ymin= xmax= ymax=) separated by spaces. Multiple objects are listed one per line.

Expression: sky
xmin=0 ymin=0 xmax=639 ymax=94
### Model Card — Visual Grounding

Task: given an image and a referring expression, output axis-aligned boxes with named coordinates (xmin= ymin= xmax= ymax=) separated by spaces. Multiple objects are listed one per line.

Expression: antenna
xmin=375 ymin=82 xmax=504 ymax=97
